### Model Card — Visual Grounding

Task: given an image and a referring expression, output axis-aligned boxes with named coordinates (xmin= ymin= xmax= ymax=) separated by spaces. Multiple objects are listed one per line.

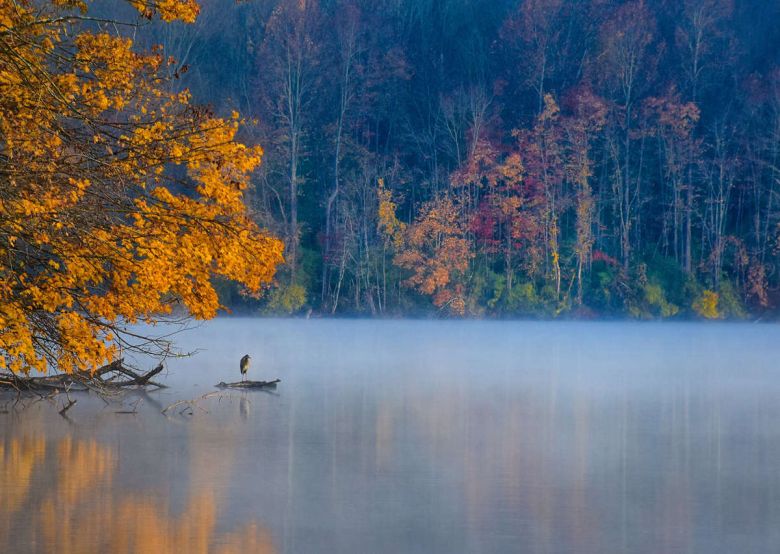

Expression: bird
xmin=240 ymin=354 xmax=251 ymax=381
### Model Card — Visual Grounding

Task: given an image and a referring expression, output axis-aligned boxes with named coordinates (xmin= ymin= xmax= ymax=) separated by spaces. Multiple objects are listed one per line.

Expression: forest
xmin=10 ymin=0 xmax=780 ymax=322
xmin=137 ymin=0 xmax=776 ymax=319
xmin=4 ymin=4 xmax=780 ymax=552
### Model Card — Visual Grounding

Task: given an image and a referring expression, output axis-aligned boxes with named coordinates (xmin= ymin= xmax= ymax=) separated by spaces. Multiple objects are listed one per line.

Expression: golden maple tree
xmin=0 ymin=0 xmax=284 ymax=374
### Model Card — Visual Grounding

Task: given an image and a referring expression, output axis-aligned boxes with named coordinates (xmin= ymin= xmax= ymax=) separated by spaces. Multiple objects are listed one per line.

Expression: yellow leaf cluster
xmin=128 ymin=0 xmax=200 ymax=22
xmin=0 ymin=0 xmax=283 ymax=374
xmin=692 ymin=290 xmax=720 ymax=320
xmin=377 ymin=179 xmax=406 ymax=249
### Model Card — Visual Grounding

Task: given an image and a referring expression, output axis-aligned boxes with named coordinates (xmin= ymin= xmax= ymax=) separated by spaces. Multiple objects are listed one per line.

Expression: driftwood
xmin=215 ymin=379 xmax=281 ymax=389
xmin=0 ymin=358 xmax=167 ymax=395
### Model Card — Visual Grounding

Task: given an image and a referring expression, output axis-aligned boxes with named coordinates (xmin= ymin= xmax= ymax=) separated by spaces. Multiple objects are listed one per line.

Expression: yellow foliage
xmin=540 ymin=93 xmax=560 ymax=122
xmin=377 ymin=179 xmax=406 ymax=249
xmin=128 ymin=0 xmax=201 ymax=22
xmin=692 ymin=290 xmax=720 ymax=319
xmin=0 ymin=0 xmax=284 ymax=373
xmin=266 ymin=283 xmax=307 ymax=314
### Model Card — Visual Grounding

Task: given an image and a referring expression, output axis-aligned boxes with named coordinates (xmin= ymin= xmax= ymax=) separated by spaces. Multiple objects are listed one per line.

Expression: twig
xmin=162 ymin=391 xmax=230 ymax=416
xmin=58 ymin=399 xmax=77 ymax=416
xmin=115 ymin=397 xmax=143 ymax=414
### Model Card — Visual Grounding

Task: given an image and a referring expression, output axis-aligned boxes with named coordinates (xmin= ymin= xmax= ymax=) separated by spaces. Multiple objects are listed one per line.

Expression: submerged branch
xmin=162 ymin=390 xmax=229 ymax=416
xmin=58 ymin=398 xmax=77 ymax=416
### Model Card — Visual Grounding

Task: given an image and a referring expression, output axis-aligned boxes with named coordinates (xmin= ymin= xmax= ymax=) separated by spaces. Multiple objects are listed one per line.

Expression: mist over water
xmin=3 ymin=319 xmax=780 ymax=553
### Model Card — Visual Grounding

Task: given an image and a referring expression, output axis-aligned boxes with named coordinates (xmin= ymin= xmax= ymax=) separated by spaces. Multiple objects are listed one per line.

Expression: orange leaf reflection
xmin=0 ymin=436 xmax=275 ymax=554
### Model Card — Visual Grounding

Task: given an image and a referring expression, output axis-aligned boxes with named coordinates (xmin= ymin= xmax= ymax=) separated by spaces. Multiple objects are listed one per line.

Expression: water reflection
xmin=2 ymin=320 xmax=780 ymax=553
xmin=0 ymin=424 xmax=275 ymax=553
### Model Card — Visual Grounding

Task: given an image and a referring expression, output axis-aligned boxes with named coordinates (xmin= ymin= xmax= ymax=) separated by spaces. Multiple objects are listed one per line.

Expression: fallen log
xmin=0 ymin=373 xmax=89 ymax=393
xmin=0 ymin=358 xmax=167 ymax=395
xmin=215 ymin=379 xmax=281 ymax=389
xmin=109 ymin=363 xmax=165 ymax=387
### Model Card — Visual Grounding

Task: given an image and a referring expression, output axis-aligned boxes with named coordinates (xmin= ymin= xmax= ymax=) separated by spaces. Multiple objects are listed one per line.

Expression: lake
xmin=2 ymin=319 xmax=780 ymax=553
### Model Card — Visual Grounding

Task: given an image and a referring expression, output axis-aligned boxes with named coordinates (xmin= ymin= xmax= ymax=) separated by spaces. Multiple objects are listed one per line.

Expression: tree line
xmin=82 ymin=0 xmax=780 ymax=318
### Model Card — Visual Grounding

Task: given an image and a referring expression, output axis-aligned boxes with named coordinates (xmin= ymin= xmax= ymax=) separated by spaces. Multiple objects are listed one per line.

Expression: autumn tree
xmin=450 ymin=133 xmax=546 ymax=309
xmin=517 ymin=95 xmax=567 ymax=300
xmin=0 ymin=0 xmax=284 ymax=374
xmin=562 ymin=87 xmax=607 ymax=305
xmin=395 ymin=196 xmax=473 ymax=315
xmin=376 ymin=178 xmax=406 ymax=311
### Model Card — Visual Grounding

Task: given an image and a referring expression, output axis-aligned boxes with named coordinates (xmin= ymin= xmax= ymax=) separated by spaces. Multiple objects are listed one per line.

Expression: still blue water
xmin=2 ymin=319 xmax=780 ymax=553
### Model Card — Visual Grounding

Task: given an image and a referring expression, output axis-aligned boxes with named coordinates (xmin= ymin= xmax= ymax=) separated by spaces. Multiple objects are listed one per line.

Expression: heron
xmin=240 ymin=354 xmax=251 ymax=381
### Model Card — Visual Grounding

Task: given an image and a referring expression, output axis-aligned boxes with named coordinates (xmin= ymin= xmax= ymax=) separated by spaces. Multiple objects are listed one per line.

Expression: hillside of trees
xmin=139 ymin=0 xmax=779 ymax=319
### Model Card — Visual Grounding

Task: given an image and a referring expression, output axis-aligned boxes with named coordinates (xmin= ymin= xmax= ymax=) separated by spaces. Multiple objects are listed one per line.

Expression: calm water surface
xmin=2 ymin=319 xmax=780 ymax=553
